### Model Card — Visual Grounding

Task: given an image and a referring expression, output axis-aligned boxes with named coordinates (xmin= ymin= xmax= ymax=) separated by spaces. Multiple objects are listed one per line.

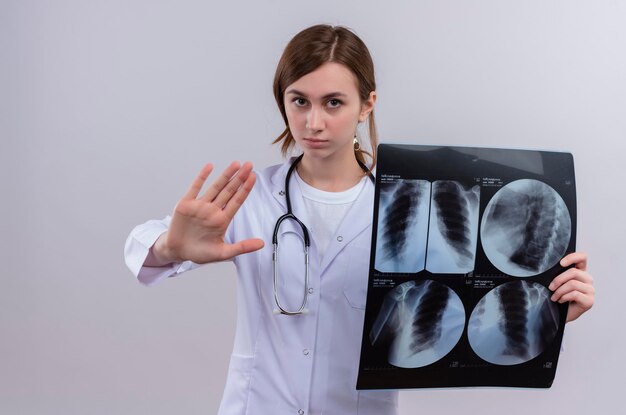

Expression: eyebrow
xmin=285 ymin=89 xmax=348 ymax=100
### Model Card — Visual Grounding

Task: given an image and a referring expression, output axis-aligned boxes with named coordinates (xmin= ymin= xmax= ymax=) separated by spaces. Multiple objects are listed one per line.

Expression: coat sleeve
xmin=123 ymin=216 xmax=201 ymax=286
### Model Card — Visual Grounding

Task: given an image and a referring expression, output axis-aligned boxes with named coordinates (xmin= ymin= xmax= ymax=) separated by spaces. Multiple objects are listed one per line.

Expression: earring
xmin=353 ymin=134 xmax=360 ymax=151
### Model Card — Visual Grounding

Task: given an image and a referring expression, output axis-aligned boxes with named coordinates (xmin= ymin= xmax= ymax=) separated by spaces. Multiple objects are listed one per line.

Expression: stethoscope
xmin=272 ymin=154 xmax=375 ymax=315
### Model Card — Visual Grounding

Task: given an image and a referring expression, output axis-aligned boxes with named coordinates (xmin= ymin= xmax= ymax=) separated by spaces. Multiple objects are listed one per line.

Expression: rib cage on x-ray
xmin=369 ymin=280 xmax=465 ymax=368
xmin=426 ymin=181 xmax=480 ymax=273
xmin=481 ymin=179 xmax=571 ymax=277
xmin=467 ymin=280 xmax=560 ymax=365
xmin=375 ymin=180 xmax=430 ymax=273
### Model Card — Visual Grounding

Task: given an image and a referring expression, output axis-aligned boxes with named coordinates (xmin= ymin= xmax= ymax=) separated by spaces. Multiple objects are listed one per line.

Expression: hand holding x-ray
xmin=550 ymin=252 xmax=594 ymax=322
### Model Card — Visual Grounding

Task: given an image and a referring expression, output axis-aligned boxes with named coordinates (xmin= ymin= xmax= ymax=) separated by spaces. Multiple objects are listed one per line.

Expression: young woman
xmin=125 ymin=25 xmax=594 ymax=415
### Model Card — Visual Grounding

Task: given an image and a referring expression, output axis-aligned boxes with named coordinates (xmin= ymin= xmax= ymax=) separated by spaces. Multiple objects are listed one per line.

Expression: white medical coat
xmin=124 ymin=159 xmax=398 ymax=415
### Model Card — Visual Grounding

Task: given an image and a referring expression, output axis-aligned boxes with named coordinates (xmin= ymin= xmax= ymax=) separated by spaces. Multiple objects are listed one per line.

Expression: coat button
xmin=337 ymin=236 xmax=343 ymax=242
xmin=298 ymin=410 xmax=304 ymax=415
xmin=308 ymin=287 xmax=314 ymax=294
xmin=279 ymin=190 xmax=285 ymax=196
xmin=303 ymin=349 xmax=310 ymax=356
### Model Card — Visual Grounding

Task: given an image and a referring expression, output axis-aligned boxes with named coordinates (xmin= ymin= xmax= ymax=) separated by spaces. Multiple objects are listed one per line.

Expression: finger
xmin=549 ymin=268 xmax=593 ymax=291
xmin=213 ymin=162 xmax=254 ymax=208
xmin=560 ymin=251 xmax=587 ymax=270
xmin=183 ymin=163 xmax=214 ymax=199
xmin=558 ymin=290 xmax=594 ymax=310
xmin=223 ymin=171 xmax=257 ymax=219
xmin=201 ymin=161 xmax=242 ymax=202
xmin=551 ymin=279 xmax=595 ymax=302
xmin=219 ymin=238 xmax=265 ymax=260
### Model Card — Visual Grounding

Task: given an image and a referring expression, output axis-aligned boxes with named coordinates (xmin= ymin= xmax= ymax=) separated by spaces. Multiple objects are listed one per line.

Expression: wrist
xmin=147 ymin=233 xmax=179 ymax=266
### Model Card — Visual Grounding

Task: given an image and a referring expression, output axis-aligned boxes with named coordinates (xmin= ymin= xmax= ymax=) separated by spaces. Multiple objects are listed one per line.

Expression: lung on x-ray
xmin=375 ymin=180 xmax=430 ymax=273
xmin=426 ymin=180 xmax=481 ymax=273
xmin=358 ymin=144 xmax=575 ymax=390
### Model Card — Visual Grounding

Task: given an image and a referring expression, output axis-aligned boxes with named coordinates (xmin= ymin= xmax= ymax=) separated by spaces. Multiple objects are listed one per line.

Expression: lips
xmin=302 ymin=137 xmax=329 ymax=149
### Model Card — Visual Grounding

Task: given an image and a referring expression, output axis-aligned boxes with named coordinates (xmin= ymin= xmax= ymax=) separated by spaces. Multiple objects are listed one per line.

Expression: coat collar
xmin=269 ymin=157 xmax=299 ymax=211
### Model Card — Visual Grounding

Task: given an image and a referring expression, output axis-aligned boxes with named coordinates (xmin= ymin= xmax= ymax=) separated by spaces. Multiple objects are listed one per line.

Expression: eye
xmin=293 ymin=97 xmax=308 ymax=107
xmin=327 ymin=98 xmax=342 ymax=108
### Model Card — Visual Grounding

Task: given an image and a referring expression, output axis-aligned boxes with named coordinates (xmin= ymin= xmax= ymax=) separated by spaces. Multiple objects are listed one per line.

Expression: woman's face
xmin=284 ymin=62 xmax=375 ymax=164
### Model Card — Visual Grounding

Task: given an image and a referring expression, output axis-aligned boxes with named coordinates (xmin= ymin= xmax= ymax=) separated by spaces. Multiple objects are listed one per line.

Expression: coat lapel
xmin=269 ymin=157 xmax=314 ymax=246
xmin=269 ymin=160 xmax=290 ymax=211
xmin=319 ymin=180 xmax=374 ymax=274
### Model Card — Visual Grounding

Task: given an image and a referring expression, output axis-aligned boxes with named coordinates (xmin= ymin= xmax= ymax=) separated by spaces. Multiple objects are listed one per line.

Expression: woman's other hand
xmin=147 ymin=161 xmax=264 ymax=266
xmin=549 ymin=252 xmax=595 ymax=323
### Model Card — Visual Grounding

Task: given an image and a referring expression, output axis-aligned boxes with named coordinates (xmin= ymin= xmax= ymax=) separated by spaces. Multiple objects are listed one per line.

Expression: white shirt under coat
xmin=124 ymin=158 xmax=398 ymax=415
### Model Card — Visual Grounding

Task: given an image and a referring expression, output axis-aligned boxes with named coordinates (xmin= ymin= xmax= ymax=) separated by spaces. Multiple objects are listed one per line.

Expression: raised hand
xmin=149 ymin=161 xmax=265 ymax=265
xmin=549 ymin=252 xmax=595 ymax=323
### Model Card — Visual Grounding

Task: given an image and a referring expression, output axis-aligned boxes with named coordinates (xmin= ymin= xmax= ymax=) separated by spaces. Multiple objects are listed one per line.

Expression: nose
xmin=306 ymin=106 xmax=324 ymax=132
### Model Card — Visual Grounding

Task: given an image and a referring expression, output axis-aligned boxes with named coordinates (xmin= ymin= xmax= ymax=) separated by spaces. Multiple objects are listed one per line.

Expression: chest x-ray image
xmin=480 ymin=179 xmax=572 ymax=277
xmin=468 ymin=280 xmax=560 ymax=365
xmin=369 ymin=280 xmax=465 ymax=368
xmin=374 ymin=179 xmax=480 ymax=274
xmin=358 ymin=145 xmax=575 ymax=390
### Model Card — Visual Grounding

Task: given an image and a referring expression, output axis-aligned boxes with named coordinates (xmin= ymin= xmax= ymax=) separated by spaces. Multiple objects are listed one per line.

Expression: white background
xmin=2 ymin=0 xmax=624 ymax=414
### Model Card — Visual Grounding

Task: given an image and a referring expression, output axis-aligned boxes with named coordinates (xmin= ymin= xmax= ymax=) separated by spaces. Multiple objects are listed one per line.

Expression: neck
xmin=297 ymin=153 xmax=364 ymax=192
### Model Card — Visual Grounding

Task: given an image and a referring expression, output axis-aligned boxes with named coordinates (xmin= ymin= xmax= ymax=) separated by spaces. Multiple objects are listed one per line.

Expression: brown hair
xmin=272 ymin=24 xmax=378 ymax=169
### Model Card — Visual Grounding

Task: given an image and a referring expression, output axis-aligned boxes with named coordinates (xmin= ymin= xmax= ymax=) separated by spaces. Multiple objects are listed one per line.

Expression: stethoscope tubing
xmin=272 ymin=154 xmax=374 ymax=315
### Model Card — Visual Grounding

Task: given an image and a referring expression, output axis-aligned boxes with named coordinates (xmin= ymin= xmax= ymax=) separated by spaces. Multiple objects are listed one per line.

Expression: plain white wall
xmin=2 ymin=0 xmax=624 ymax=413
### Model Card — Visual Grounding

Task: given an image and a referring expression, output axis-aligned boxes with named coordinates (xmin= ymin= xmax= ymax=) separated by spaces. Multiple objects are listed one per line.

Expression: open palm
xmin=155 ymin=161 xmax=264 ymax=264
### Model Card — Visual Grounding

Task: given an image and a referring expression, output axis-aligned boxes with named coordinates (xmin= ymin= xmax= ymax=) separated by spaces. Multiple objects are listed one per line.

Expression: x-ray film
xmin=358 ymin=144 xmax=575 ymax=389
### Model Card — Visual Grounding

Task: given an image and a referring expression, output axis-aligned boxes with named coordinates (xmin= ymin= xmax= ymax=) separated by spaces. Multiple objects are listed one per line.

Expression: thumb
xmin=222 ymin=238 xmax=265 ymax=259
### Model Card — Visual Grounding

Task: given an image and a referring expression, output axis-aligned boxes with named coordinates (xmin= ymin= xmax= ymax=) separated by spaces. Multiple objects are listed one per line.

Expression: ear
xmin=359 ymin=91 xmax=377 ymax=122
